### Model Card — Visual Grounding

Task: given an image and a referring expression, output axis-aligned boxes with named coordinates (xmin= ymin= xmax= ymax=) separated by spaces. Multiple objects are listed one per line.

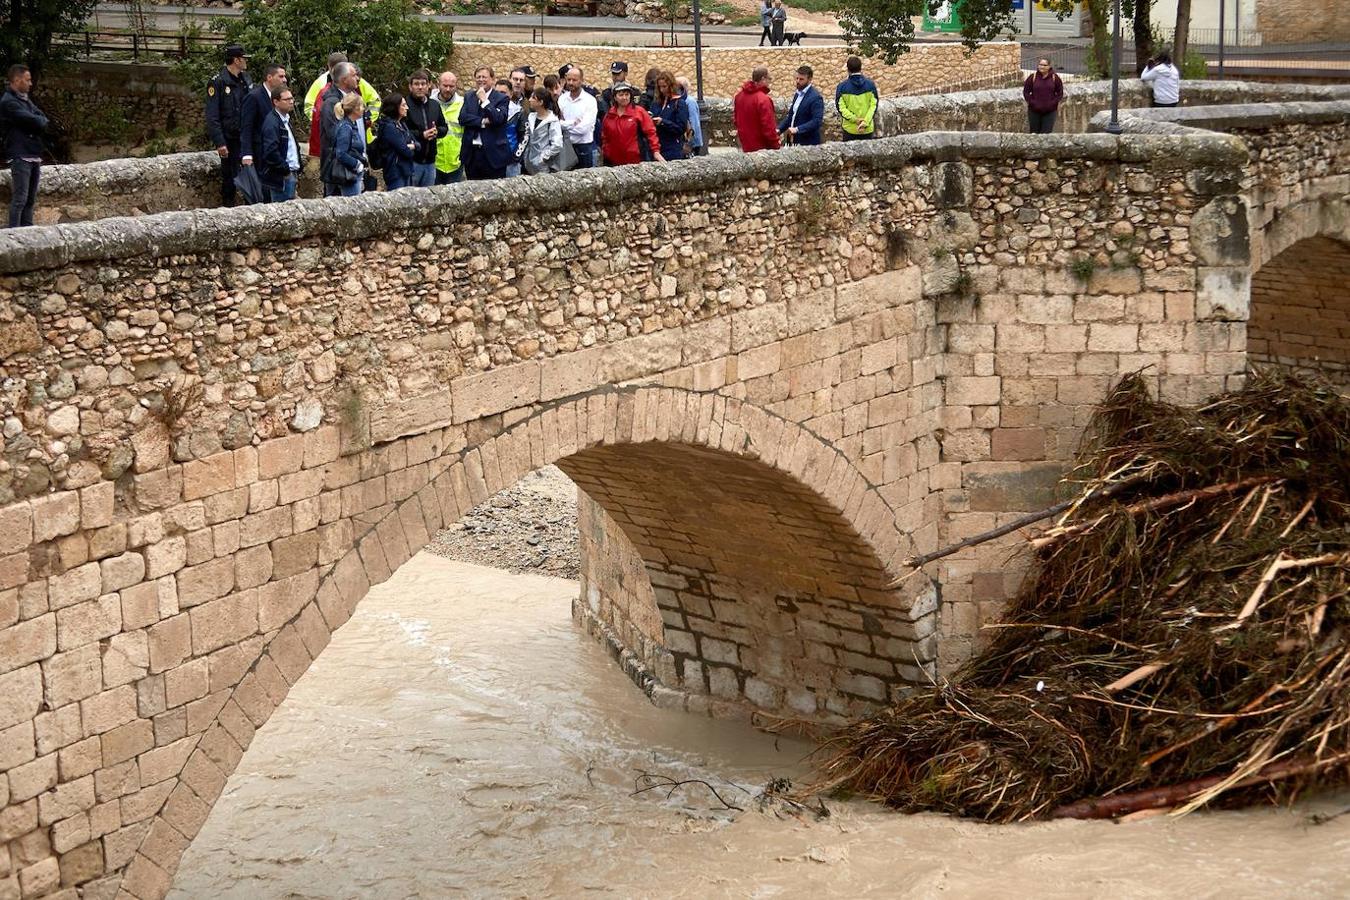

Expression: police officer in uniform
xmin=205 ymin=44 xmax=252 ymax=206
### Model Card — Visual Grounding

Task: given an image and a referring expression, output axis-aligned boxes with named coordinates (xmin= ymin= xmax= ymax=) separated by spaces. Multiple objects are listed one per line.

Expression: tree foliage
xmin=1 ymin=0 xmax=100 ymax=74
xmin=832 ymin=0 xmax=1073 ymax=62
xmin=177 ymin=0 xmax=454 ymax=94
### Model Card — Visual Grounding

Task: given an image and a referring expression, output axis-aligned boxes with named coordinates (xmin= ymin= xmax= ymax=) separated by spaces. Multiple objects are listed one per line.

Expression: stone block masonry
xmin=0 ymin=89 xmax=1348 ymax=900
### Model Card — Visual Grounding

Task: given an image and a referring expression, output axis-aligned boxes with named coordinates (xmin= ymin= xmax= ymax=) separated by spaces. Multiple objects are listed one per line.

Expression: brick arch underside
xmin=1249 ymin=234 xmax=1350 ymax=383
xmin=561 ymin=442 xmax=929 ymax=718
xmin=106 ymin=386 xmax=930 ymax=899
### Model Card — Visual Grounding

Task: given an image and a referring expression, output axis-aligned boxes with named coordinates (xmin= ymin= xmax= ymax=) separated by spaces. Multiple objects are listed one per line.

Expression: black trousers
xmin=841 ymin=131 xmax=875 ymax=141
xmin=220 ymin=137 xmax=241 ymax=206
xmin=7 ymin=158 xmax=40 ymax=228
xmin=759 ymin=25 xmax=771 ymax=46
xmin=1027 ymin=108 xmax=1057 ymax=134
xmin=462 ymin=144 xmax=505 ymax=180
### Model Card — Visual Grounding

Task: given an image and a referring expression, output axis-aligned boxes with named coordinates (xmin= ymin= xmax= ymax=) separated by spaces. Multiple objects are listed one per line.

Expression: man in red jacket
xmin=733 ymin=67 xmax=780 ymax=153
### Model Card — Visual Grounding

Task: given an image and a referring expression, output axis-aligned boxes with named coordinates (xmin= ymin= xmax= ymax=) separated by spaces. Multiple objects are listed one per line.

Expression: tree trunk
xmin=1174 ymin=0 xmax=1192 ymax=73
xmin=1132 ymin=0 xmax=1154 ymax=76
xmin=1087 ymin=0 xmax=1111 ymax=78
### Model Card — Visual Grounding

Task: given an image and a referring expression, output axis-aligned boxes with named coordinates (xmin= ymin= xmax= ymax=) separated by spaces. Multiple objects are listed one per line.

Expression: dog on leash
xmin=783 ymin=31 xmax=807 ymax=45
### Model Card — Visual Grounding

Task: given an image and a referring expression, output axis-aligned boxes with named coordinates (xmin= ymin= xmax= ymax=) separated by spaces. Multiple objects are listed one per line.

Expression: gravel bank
xmin=425 ymin=465 xmax=580 ymax=578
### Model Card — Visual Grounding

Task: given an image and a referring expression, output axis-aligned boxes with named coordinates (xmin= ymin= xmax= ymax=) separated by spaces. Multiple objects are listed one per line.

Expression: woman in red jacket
xmin=601 ymin=82 xmax=665 ymax=166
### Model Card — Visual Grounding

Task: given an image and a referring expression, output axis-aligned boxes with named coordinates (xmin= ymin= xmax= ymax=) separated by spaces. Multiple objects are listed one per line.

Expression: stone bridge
xmin=0 ymin=83 xmax=1346 ymax=899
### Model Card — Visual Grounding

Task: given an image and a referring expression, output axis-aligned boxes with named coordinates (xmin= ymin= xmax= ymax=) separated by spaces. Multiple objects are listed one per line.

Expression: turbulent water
xmin=173 ymin=553 xmax=1350 ymax=899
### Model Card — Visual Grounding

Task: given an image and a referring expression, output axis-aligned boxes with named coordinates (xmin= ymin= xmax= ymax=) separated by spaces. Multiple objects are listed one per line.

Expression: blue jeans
xmin=340 ymin=178 xmax=363 ymax=197
xmin=270 ymin=174 xmax=298 ymax=202
xmin=411 ymin=162 xmax=437 ymax=187
xmin=570 ymin=141 xmax=594 ymax=168
xmin=435 ymin=167 xmax=464 ymax=185
xmin=7 ymin=158 xmax=40 ymax=227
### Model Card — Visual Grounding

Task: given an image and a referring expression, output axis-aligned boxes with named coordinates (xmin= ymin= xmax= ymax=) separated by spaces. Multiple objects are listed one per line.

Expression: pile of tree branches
xmin=809 ymin=371 xmax=1350 ymax=822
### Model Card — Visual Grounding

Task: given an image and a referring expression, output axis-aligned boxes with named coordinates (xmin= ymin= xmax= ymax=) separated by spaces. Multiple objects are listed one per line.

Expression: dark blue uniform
xmin=204 ymin=66 xmax=252 ymax=206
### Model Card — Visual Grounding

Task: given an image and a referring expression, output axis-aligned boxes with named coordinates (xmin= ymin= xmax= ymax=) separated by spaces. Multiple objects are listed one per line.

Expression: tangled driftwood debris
xmin=809 ymin=372 xmax=1350 ymax=822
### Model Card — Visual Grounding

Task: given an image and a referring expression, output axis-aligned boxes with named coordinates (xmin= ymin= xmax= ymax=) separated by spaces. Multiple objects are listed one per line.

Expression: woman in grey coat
xmin=520 ymin=88 xmax=565 ymax=174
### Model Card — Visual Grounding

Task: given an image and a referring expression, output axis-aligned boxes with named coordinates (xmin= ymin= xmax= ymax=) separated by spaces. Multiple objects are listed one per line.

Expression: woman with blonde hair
xmin=332 ymin=92 xmax=369 ymax=197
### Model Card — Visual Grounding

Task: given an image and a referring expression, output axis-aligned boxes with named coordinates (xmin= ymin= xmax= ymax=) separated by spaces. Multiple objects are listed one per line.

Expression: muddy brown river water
xmin=172 ymin=553 xmax=1350 ymax=899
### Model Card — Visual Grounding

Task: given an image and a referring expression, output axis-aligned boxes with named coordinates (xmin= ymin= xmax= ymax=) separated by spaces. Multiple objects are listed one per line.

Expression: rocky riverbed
xmin=425 ymin=464 xmax=580 ymax=578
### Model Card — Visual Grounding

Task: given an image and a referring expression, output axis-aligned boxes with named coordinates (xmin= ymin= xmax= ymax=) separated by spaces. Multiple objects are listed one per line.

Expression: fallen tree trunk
xmin=1050 ymin=753 xmax=1350 ymax=820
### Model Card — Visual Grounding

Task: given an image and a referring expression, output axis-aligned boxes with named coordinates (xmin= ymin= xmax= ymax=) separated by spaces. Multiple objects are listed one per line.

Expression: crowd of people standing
xmin=199 ymin=43 xmax=886 ymax=205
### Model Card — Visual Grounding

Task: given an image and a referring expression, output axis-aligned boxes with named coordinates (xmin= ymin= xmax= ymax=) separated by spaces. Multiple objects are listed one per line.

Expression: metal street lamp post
xmin=691 ymin=0 xmax=706 ymax=106
xmin=1106 ymin=0 xmax=1122 ymax=134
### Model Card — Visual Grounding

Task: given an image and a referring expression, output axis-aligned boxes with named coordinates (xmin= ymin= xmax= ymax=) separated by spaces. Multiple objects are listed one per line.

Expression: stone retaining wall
xmin=448 ymin=39 xmax=1021 ymax=99
xmin=36 ymin=61 xmax=202 ymax=151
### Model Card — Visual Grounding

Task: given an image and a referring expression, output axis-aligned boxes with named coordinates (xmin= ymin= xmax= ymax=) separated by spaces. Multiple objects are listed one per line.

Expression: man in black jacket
xmin=204 ymin=44 xmax=252 ymax=206
xmin=1 ymin=64 xmax=47 ymax=228
xmin=404 ymin=68 xmax=447 ymax=188
xmin=240 ymin=63 xmax=288 ymax=173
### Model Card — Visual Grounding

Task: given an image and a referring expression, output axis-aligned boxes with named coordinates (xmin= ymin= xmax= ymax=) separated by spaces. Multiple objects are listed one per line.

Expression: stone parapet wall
xmin=889 ymin=79 xmax=1350 ymax=136
xmin=448 ymin=39 xmax=1021 ymax=99
xmin=12 ymin=79 xmax=1336 ymax=228
xmin=0 ymin=153 xmax=220 ymax=227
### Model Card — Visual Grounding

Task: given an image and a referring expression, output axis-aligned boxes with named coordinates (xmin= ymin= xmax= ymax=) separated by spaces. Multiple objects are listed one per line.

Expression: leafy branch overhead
xmin=832 ymin=0 xmax=1079 ymax=63
xmin=176 ymin=0 xmax=454 ymax=96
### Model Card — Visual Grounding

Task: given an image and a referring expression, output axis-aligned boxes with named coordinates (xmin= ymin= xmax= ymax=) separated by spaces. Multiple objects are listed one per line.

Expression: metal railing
xmin=53 ymin=27 xmax=225 ymax=61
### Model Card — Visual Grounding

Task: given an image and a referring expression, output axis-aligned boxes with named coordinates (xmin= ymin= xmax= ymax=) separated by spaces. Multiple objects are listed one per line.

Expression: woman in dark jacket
xmin=648 ymin=71 xmax=689 ymax=161
xmin=1023 ymin=57 xmax=1064 ymax=134
xmin=375 ymin=93 xmax=417 ymax=190
xmin=331 ymin=92 xmax=368 ymax=197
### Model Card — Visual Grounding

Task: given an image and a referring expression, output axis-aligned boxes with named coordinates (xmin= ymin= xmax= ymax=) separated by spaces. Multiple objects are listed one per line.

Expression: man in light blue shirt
xmin=260 ymin=86 xmax=302 ymax=201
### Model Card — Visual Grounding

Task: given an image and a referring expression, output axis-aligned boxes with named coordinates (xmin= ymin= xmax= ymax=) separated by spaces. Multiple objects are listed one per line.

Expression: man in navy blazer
xmin=458 ymin=66 xmax=512 ymax=180
xmin=778 ymin=65 xmax=824 ymax=146
xmin=240 ymin=64 xmax=288 ymax=170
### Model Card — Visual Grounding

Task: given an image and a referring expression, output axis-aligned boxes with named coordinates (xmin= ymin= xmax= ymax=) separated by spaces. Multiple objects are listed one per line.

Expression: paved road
xmin=86 ymin=3 xmax=847 ymax=48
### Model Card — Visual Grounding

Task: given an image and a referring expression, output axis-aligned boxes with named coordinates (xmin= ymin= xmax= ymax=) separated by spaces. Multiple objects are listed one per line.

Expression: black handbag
xmin=636 ymin=111 xmax=653 ymax=162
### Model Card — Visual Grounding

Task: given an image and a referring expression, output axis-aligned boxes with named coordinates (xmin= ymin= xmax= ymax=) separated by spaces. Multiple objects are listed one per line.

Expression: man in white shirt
xmin=557 ymin=66 xmax=598 ymax=169
xmin=1141 ymin=51 xmax=1181 ymax=108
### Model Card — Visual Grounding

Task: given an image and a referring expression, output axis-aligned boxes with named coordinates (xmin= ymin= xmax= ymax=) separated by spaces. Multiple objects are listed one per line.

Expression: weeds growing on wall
xmin=1069 ymin=256 xmax=1097 ymax=283
xmin=807 ymin=371 xmax=1350 ymax=822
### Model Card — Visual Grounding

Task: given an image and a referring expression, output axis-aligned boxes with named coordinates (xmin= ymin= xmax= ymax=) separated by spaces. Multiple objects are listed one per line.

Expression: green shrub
xmin=174 ymin=0 xmax=454 ymax=97
xmin=1182 ymin=50 xmax=1209 ymax=79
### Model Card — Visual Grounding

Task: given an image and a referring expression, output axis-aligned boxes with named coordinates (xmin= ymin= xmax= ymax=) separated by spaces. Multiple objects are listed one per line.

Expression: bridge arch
xmin=109 ymin=385 xmax=929 ymax=898
xmin=1247 ymin=194 xmax=1350 ymax=382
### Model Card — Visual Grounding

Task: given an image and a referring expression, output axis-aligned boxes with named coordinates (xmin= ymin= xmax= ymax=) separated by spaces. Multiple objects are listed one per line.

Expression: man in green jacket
xmin=434 ymin=71 xmax=465 ymax=184
xmin=834 ymin=55 xmax=879 ymax=141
